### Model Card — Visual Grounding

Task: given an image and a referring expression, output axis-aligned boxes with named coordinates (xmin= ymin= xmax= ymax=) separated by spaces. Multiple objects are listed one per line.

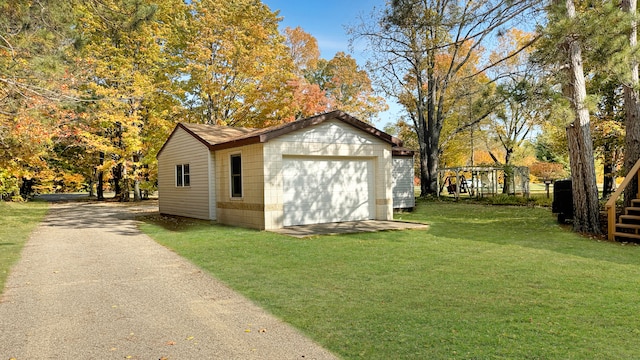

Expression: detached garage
xmin=156 ymin=110 xmax=414 ymax=230
xmin=282 ymin=157 xmax=375 ymax=226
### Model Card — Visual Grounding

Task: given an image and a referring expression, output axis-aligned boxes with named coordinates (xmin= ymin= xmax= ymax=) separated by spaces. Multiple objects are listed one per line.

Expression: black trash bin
xmin=552 ymin=179 xmax=573 ymax=223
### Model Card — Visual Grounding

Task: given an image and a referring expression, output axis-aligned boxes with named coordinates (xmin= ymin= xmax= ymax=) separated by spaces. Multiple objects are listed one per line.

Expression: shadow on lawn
xmin=425 ymin=211 xmax=640 ymax=267
xmin=136 ymin=213 xmax=218 ymax=232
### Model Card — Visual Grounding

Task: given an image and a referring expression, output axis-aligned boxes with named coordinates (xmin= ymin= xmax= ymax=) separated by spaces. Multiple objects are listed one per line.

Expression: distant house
xmin=156 ymin=110 xmax=415 ymax=230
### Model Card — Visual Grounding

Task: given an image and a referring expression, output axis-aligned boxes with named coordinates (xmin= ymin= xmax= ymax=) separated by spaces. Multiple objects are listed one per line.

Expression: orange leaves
xmin=285 ymin=26 xmax=320 ymax=76
xmin=286 ymin=78 xmax=330 ymax=120
xmin=529 ymin=162 xmax=568 ymax=181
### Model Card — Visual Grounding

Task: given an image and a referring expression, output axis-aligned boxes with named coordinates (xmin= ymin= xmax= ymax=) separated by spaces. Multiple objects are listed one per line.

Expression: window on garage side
xmin=176 ymin=164 xmax=190 ymax=187
xmin=230 ymin=154 xmax=242 ymax=197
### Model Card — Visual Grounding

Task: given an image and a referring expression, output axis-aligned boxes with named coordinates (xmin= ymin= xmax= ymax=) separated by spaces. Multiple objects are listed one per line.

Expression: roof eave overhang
xmin=392 ymin=148 xmax=415 ymax=157
xmin=260 ymin=110 xmax=401 ymax=147
xmin=210 ymin=136 xmax=263 ymax=151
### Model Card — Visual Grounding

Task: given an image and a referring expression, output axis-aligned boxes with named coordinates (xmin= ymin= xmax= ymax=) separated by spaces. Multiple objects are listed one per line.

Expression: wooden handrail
xmin=606 ymin=157 xmax=640 ymax=240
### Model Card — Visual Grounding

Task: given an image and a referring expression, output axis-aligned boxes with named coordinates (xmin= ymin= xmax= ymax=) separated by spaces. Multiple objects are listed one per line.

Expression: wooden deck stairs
xmin=611 ymin=199 xmax=640 ymax=242
xmin=606 ymin=158 xmax=640 ymax=241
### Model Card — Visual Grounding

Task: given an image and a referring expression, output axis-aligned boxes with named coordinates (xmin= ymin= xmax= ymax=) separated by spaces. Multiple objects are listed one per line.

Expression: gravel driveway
xmin=0 ymin=201 xmax=338 ymax=359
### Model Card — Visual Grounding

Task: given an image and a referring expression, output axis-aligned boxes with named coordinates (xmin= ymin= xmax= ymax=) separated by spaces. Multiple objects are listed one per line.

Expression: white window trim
xmin=176 ymin=163 xmax=190 ymax=187
xmin=230 ymin=153 xmax=243 ymax=198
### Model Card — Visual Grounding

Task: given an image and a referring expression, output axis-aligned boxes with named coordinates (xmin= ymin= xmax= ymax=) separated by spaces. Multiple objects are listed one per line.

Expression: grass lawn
xmin=0 ymin=201 xmax=48 ymax=293
xmin=139 ymin=200 xmax=640 ymax=359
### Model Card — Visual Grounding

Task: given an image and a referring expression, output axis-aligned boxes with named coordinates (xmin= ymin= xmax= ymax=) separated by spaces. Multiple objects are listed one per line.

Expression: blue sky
xmin=262 ymin=0 xmax=401 ymax=127
xmin=262 ymin=0 xmax=384 ymax=59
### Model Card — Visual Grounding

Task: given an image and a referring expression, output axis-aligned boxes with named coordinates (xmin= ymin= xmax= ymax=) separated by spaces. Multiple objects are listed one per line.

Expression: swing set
xmin=438 ymin=166 xmax=530 ymax=199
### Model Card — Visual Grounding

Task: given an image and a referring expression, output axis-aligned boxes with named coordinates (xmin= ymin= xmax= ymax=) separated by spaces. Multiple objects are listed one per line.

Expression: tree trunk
xmin=623 ymin=0 xmax=640 ymax=207
xmin=602 ymin=142 xmax=616 ymax=199
xmin=88 ymin=174 xmax=95 ymax=198
xmin=97 ymin=152 xmax=104 ymax=201
xmin=132 ymin=154 xmax=142 ymax=201
xmin=97 ymin=172 xmax=104 ymax=201
xmin=563 ymin=0 xmax=601 ymax=234
xmin=566 ymin=124 xmax=601 ymax=233
xmin=113 ymin=162 xmax=122 ymax=200
xmin=133 ymin=179 xmax=141 ymax=201
xmin=422 ymin=63 xmax=440 ymax=196
xmin=502 ymin=149 xmax=513 ymax=194
xmin=118 ymin=163 xmax=130 ymax=202
xmin=419 ymin=143 xmax=430 ymax=196
xmin=426 ymin=141 xmax=439 ymax=194
xmin=20 ymin=178 xmax=34 ymax=200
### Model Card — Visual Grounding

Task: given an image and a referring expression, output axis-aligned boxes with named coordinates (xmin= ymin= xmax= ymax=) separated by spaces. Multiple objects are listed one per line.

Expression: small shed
xmin=156 ymin=111 xmax=415 ymax=230
xmin=391 ymin=149 xmax=415 ymax=210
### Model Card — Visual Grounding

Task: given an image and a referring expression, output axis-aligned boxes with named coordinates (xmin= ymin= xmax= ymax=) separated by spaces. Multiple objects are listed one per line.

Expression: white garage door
xmin=283 ymin=157 xmax=375 ymax=226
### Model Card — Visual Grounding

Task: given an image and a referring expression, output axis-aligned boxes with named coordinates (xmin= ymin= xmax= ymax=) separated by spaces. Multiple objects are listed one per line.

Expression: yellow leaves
xmin=182 ymin=0 xmax=296 ymax=126
xmin=285 ymin=26 xmax=320 ymax=75
xmin=244 ymin=324 xmax=267 ymax=334
xmin=489 ymin=28 xmax=536 ymax=68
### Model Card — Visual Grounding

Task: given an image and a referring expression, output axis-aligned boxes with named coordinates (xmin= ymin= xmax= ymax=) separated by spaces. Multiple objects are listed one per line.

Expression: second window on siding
xmin=230 ymin=154 xmax=242 ymax=197
xmin=176 ymin=164 xmax=190 ymax=187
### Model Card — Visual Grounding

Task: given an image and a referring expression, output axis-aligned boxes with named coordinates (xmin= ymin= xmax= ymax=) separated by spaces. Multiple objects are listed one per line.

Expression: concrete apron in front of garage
xmin=269 ymin=220 xmax=429 ymax=238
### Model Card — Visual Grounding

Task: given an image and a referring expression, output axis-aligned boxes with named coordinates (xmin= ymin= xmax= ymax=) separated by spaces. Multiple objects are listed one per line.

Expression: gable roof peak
xmin=157 ymin=110 xmax=405 ymax=157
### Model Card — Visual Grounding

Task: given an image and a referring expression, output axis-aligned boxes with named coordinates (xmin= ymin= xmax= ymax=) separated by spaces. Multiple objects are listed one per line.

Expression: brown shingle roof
xmin=157 ymin=110 xmax=414 ymax=157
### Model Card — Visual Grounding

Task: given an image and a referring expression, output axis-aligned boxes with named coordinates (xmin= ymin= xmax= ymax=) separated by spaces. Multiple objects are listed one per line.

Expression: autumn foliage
xmin=0 ymin=0 xmax=387 ymax=200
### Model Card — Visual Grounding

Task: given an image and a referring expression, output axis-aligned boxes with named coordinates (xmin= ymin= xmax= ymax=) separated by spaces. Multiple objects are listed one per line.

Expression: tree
xmin=74 ymin=0 xmax=186 ymax=201
xmin=284 ymin=27 xmax=387 ymax=122
xmin=284 ymin=26 xmax=320 ymax=77
xmin=534 ymin=0 xmax=633 ymax=233
xmin=313 ymin=52 xmax=387 ymax=122
xmin=179 ymin=0 xmax=295 ymax=127
xmin=351 ymin=0 xmax=536 ymax=196
xmin=623 ymin=0 xmax=640 ymax=206
xmin=486 ymin=28 xmax=551 ymax=192
xmin=0 ymin=0 xmax=78 ymax=198
xmin=591 ymin=80 xmax=624 ymax=199
xmin=557 ymin=0 xmax=601 ymax=234
xmin=283 ymin=26 xmax=330 ymax=119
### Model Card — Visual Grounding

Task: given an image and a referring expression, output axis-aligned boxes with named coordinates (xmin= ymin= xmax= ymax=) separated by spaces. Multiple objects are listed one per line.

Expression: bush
xmin=429 ymin=194 xmax=552 ymax=207
xmin=0 ymin=170 xmax=20 ymax=201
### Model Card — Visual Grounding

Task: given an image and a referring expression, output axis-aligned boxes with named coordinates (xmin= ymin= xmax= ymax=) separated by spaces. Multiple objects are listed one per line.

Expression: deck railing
xmin=605 ymin=158 xmax=640 ymax=241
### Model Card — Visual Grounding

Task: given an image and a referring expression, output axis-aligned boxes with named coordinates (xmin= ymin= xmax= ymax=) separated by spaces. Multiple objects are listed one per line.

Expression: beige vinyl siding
xmin=392 ymin=156 xmax=415 ymax=209
xmin=215 ymin=143 xmax=265 ymax=229
xmin=263 ymin=119 xmax=393 ymax=229
xmin=157 ymin=127 xmax=213 ymax=220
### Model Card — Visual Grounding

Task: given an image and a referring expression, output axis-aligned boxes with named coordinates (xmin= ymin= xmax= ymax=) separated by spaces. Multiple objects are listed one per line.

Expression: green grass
xmin=139 ymin=200 xmax=640 ymax=359
xmin=0 ymin=201 xmax=48 ymax=292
